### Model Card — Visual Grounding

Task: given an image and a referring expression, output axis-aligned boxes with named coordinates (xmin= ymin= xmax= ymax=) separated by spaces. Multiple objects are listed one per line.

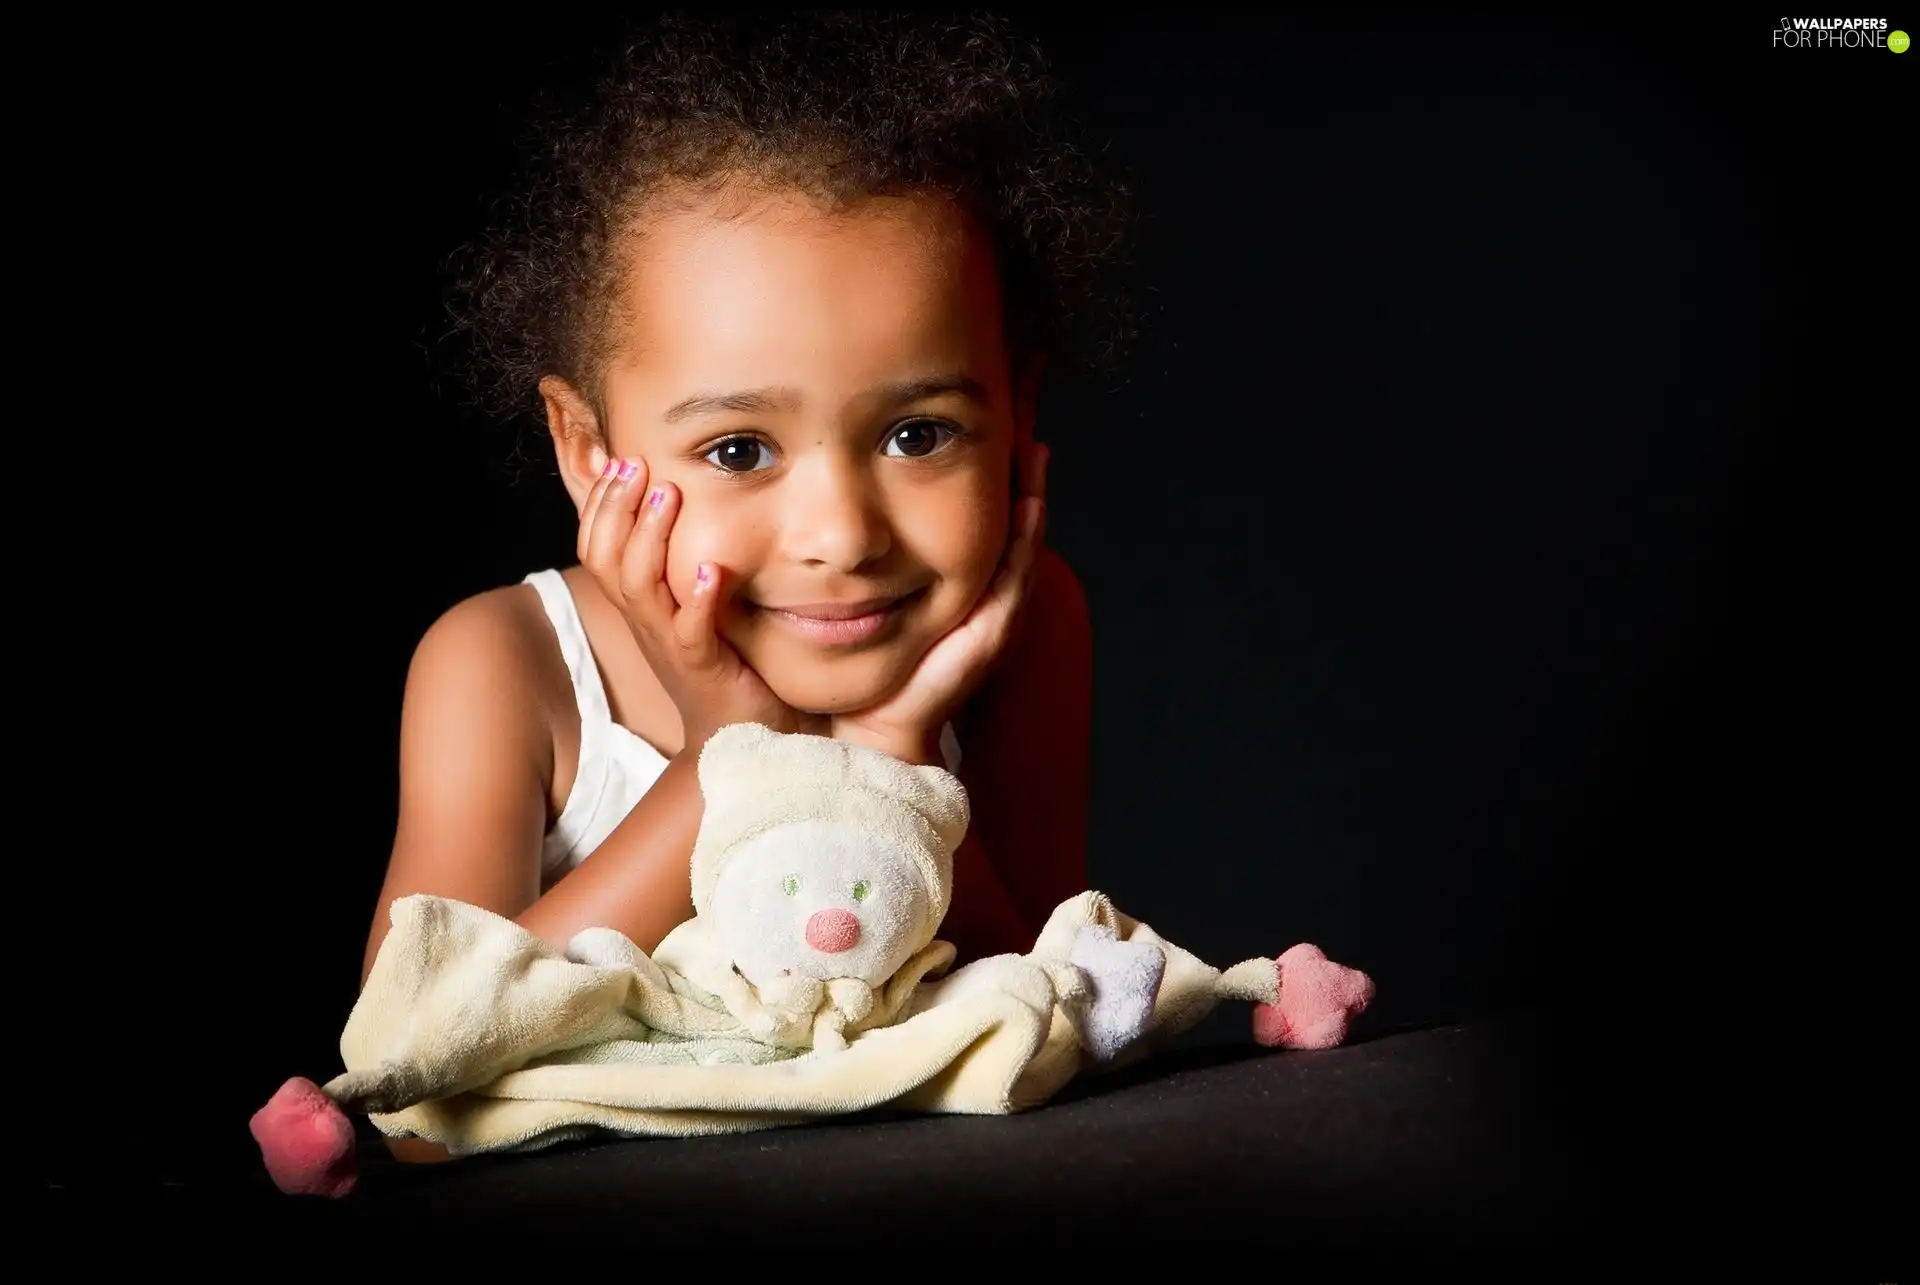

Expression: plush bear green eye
xmin=852 ymin=880 xmax=871 ymax=903
xmin=782 ymin=875 xmax=800 ymax=897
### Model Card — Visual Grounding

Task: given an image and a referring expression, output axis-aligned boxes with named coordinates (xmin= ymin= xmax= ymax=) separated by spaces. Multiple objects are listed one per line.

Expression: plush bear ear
xmin=695 ymin=722 xmax=788 ymax=811
xmin=840 ymin=747 xmax=970 ymax=856
xmin=909 ymin=763 xmax=971 ymax=855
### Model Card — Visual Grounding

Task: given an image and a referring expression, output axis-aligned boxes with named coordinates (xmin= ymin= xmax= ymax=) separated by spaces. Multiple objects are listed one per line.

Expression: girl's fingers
xmin=873 ymin=463 xmax=1049 ymax=720
xmin=581 ymin=458 xmax=647 ymax=575
xmin=588 ymin=459 xmax=687 ymax=647
xmin=984 ymin=495 xmax=1045 ymax=651
xmin=1017 ymin=441 xmax=1050 ymax=506
xmin=671 ymin=561 xmax=725 ymax=667
xmin=894 ymin=500 xmax=1042 ymax=716
xmin=1002 ymin=495 xmax=1043 ymax=584
xmin=1003 ymin=442 xmax=1048 ymax=565
xmin=617 ymin=477 xmax=678 ymax=610
xmin=574 ymin=457 xmax=620 ymax=566
xmin=1022 ymin=489 xmax=1046 ymax=552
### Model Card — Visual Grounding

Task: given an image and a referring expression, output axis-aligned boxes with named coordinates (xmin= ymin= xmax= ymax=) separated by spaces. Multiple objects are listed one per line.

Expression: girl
xmin=360 ymin=11 xmax=1133 ymax=1157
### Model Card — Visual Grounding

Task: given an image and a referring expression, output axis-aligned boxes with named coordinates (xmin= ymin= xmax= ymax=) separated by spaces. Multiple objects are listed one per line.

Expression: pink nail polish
xmin=601 ymin=458 xmax=619 ymax=480
xmin=617 ymin=460 xmax=638 ymax=482
xmin=695 ymin=564 xmax=711 ymax=585
xmin=648 ymin=488 xmax=664 ymax=508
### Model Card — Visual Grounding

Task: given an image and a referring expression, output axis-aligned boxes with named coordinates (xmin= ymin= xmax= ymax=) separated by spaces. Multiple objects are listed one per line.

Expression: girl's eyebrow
xmin=661 ymin=374 xmax=987 ymax=425
xmin=663 ymin=386 xmax=800 ymax=424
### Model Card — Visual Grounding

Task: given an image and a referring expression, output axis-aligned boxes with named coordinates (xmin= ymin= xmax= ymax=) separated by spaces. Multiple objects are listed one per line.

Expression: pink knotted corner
xmin=249 ymin=1076 xmax=359 ymax=1198
xmin=1251 ymin=943 xmax=1376 ymax=1050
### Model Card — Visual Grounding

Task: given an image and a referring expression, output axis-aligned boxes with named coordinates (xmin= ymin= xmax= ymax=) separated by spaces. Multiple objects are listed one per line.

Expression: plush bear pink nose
xmin=805 ymin=908 xmax=861 ymax=953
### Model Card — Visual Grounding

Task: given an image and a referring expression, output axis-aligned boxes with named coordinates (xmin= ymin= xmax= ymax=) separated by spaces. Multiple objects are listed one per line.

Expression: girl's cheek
xmin=664 ymin=502 xmax=752 ymax=600
xmin=933 ymin=478 xmax=1009 ymax=580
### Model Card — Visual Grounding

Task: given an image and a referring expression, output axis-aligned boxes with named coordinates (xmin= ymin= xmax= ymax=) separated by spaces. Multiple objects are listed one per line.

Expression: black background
xmin=37 ymin=11 xmax=1899 ymax=1235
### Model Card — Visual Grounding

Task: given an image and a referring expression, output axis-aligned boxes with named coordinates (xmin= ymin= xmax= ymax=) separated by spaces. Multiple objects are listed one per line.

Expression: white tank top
xmin=523 ymin=569 xmax=961 ymax=888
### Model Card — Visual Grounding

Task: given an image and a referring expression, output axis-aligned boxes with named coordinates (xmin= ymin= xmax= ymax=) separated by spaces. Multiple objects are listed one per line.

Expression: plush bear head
xmin=690 ymin=723 xmax=970 ymax=991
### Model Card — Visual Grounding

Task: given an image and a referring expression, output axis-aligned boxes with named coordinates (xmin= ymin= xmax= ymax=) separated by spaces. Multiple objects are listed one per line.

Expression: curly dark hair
xmin=444 ymin=10 xmax=1137 ymax=434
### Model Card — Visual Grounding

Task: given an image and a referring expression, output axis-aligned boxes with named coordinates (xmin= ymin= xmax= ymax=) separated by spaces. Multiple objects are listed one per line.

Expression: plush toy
xmin=677 ymin=718 xmax=971 ymax=1054
xmin=252 ymin=723 xmax=1375 ymax=1199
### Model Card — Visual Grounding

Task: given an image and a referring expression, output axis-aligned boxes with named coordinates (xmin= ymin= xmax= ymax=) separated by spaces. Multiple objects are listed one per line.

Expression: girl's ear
xmin=542 ymin=376 xmax=608 ymax=515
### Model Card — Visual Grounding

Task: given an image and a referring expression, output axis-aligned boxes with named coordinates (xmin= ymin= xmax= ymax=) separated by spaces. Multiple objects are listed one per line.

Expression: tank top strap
xmin=522 ymin=569 xmax=614 ymax=728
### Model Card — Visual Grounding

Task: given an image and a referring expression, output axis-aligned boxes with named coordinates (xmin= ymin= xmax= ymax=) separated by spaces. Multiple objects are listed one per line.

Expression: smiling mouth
xmin=748 ymin=587 xmax=926 ymax=646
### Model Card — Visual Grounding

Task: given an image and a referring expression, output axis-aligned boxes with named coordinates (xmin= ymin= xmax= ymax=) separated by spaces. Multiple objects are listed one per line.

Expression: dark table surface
xmin=38 ymin=1012 xmax=1821 ymax=1271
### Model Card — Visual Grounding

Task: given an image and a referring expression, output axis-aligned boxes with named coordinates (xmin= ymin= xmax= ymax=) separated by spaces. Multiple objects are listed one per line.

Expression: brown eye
xmin=706 ymin=437 xmax=773 ymax=472
xmin=884 ymin=418 xmax=955 ymax=459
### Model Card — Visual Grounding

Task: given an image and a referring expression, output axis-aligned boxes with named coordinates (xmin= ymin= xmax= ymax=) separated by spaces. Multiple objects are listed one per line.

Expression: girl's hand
xmin=831 ymin=442 xmax=1050 ymax=764
xmin=578 ymin=457 xmax=824 ymax=753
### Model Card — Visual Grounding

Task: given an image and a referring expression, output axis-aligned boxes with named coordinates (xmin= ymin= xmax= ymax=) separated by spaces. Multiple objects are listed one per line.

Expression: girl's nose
xmin=780 ymin=460 xmax=891 ymax=571
xmin=804 ymin=908 xmax=861 ymax=953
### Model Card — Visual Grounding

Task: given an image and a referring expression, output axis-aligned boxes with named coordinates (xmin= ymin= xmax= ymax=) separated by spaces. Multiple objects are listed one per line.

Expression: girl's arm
xmin=940 ymin=546 xmax=1095 ymax=959
xmin=361 ymin=589 xmax=714 ymax=1165
xmin=362 ymin=592 xmax=708 ymax=987
xmin=361 ymin=591 xmax=552 ymax=984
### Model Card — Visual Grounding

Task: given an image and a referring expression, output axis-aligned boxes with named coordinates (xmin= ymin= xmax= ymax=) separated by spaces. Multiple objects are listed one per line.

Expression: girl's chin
xmin=758 ymin=654 xmax=920 ymax=720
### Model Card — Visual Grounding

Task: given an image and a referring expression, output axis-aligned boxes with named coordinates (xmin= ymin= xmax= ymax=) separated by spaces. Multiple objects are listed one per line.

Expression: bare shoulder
xmin=397 ymin=582 xmax=580 ymax=795
xmin=407 ymin=583 xmax=572 ymax=714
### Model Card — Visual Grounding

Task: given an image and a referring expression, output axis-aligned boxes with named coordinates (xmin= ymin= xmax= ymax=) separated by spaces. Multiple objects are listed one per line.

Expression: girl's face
xmin=571 ymin=185 xmax=1031 ymax=715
